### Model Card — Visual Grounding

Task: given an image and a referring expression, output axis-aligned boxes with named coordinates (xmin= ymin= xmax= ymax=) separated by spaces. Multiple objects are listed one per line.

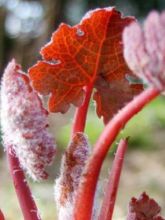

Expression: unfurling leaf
xmin=1 ymin=60 xmax=56 ymax=181
xmin=29 ymin=7 xmax=142 ymax=123
xmin=123 ymin=11 xmax=165 ymax=92
xmin=54 ymin=132 xmax=90 ymax=220
xmin=127 ymin=192 xmax=165 ymax=220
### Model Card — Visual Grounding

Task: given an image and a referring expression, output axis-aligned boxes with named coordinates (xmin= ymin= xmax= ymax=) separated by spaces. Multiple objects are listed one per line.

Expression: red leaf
xmin=127 ymin=192 xmax=165 ymax=220
xmin=29 ymin=7 xmax=142 ymax=121
xmin=94 ymin=76 xmax=143 ymax=123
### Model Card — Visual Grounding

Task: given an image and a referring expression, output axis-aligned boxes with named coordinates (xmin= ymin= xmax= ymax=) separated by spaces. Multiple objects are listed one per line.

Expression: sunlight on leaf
xmin=29 ymin=7 xmax=143 ymax=123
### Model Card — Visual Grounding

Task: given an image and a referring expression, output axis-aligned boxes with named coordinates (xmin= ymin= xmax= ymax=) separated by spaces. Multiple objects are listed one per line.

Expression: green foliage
xmin=57 ymin=96 xmax=165 ymax=151
xmin=57 ymin=110 xmax=104 ymax=148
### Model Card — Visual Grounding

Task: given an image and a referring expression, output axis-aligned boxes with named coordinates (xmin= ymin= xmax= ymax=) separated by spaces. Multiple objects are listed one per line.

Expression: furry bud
xmin=54 ymin=132 xmax=90 ymax=220
xmin=1 ymin=60 xmax=56 ymax=181
xmin=123 ymin=11 xmax=165 ymax=91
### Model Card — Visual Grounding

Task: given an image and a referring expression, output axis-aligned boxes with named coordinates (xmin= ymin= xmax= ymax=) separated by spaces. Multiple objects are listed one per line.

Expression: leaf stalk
xmin=7 ymin=147 xmax=41 ymax=220
xmin=98 ymin=138 xmax=128 ymax=220
xmin=73 ymin=87 xmax=160 ymax=220
xmin=72 ymin=82 xmax=94 ymax=135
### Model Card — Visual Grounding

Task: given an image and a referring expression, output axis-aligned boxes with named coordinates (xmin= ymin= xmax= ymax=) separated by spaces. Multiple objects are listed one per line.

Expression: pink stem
xmin=73 ymin=87 xmax=160 ymax=220
xmin=0 ymin=209 xmax=5 ymax=220
xmin=71 ymin=83 xmax=93 ymax=135
xmin=7 ymin=147 xmax=41 ymax=220
xmin=98 ymin=138 xmax=128 ymax=220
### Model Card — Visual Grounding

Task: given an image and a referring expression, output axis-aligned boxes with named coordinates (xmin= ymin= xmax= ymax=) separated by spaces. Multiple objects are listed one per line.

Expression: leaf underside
xmin=29 ymin=7 xmax=143 ymax=123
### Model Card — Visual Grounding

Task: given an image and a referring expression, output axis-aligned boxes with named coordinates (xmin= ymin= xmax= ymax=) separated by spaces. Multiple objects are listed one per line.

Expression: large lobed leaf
xmin=29 ymin=7 xmax=143 ymax=123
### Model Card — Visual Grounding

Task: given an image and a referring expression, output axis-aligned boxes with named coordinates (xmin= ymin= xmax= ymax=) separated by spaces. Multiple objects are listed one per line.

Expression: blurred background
xmin=1 ymin=0 xmax=165 ymax=219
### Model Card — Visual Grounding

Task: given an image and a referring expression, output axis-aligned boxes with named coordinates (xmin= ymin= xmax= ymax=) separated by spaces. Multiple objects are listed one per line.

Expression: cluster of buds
xmin=123 ymin=11 xmax=165 ymax=91
xmin=1 ymin=60 xmax=56 ymax=181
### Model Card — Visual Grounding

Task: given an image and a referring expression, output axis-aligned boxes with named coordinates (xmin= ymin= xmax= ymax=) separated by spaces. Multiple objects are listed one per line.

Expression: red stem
xmin=71 ymin=83 xmax=93 ymax=135
xmin=0 ymin=209 xmax=5 ymax=220
xmin=7 ymin=147 xmax=41 ymax=220
xmin=98 ymin=138 xmax=128 ymax=220
xmin=73 ymin=87 xmax=160 ymax=220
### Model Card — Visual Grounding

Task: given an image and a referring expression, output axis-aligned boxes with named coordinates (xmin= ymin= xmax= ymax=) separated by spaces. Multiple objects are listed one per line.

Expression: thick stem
xmin=0 ymin=209 xmax=5 ymax=220
xmin=71 ymin=83 xmax=93 ymax=135
xmin=7 ymin=147 xmax=41 ymax=220
xmin=98 ymin=138 xmax=128 ymax=220
xmin=73 ymin=87 xmax=160 ymax=220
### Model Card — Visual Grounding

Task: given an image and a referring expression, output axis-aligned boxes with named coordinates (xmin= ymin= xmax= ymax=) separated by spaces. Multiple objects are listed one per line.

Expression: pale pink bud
xmin=54 ymin=132 xmax=90 ymax=220
xmin=123 ymin=11 xmax=165 ymax=91
xmin=1 ymin=60 xmax=56 ymax=181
